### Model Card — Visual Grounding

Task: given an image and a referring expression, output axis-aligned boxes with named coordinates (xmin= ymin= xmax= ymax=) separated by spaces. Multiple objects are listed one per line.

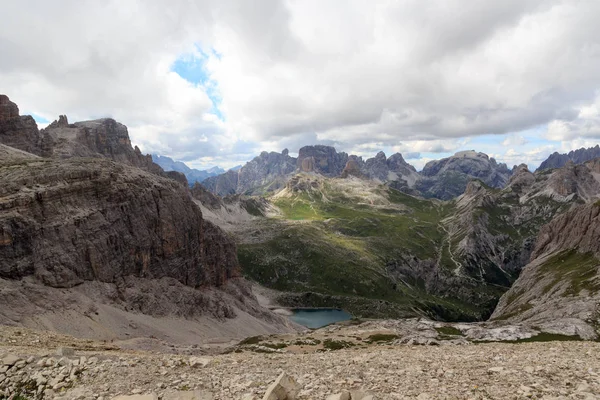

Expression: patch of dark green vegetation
xmin=476 ymin=333 xmax=582 ymax=344
xmin=238 ymin=335 xmax=263 ymax=345
xmin=323 ymin=339 xmax=355 ymax=350
xmin=366 ymin=333 xmax=399 ymax=343
xmin=242 ymin=199 xmax=265 ymax=217
xmin=435 ymin=326 xmax=464 ymax=336
xmin=293 ymin=339 xmax=321 ymax=346
xmin=262 ymin=342 xmax=288 ymax=349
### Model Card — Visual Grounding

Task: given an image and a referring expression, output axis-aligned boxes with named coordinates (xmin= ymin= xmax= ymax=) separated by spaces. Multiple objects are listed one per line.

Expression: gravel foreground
xmin=1 ymin=325 xmax=599 ymax=400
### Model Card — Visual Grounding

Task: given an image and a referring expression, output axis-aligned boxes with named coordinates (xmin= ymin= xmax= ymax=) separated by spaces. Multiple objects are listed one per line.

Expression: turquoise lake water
xmin=289 ymin=309 xmax=352 ymax=329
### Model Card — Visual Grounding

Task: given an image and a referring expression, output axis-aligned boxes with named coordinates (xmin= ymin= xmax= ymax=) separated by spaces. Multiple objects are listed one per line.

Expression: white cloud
xmin=1 ymin=0 xmax=600 ymax=169
xmin=545 ymin=94 xmax=600 ymax=141
xmin=502 ymin=134 xmax=528 ymax=147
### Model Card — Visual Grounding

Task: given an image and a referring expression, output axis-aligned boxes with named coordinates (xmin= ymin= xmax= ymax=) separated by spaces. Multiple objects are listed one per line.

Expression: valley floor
xmin=1 ymin=324 xmax=599 ymax=400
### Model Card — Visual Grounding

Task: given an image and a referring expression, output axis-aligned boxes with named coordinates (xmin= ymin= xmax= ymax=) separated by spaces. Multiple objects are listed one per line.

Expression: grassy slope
xmin=238 ymin=177 xmax=487 ymax=320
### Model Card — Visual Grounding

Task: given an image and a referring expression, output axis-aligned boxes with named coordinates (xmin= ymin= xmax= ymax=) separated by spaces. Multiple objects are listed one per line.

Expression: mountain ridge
xmin=537 ymin=145 xmax=600 ymax=171
xmin=202 ymin=146 xmax=514 ymax=200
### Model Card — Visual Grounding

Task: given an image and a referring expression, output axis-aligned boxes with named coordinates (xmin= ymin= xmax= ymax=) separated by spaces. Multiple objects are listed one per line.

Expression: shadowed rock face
xmin=0 ymin=95 xmax=19 ymax=120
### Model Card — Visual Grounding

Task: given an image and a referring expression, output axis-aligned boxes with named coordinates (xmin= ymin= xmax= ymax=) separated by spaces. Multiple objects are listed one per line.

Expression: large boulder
xmin=262 ymin=372 xmax=300 ymax=400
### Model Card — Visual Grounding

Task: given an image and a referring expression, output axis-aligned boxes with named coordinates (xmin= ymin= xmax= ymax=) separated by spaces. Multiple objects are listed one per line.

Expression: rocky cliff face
xmin=537 ymin=145 xmax=600 ymax=171
xmin=544 ymin=161 xmax=600 ymax=201
xmin=0 ymin=155 xmax=239 ymax=289
xmin=0 ymin=95 xmax=41 ymax=155
xmin=416 ymin=151 xmax=512 ymax=200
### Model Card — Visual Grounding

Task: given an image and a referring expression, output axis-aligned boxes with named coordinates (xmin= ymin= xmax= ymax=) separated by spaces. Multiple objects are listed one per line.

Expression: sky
xmin=2 ymin=0 xmax=600 ymax=171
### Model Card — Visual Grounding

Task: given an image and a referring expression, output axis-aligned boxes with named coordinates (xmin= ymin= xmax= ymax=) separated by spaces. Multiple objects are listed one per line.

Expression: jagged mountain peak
xmin=537 ymin=145 xmax=600 ymax=172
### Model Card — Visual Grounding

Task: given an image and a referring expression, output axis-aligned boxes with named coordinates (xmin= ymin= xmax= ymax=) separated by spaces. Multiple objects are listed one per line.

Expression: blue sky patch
xmin=29 ymin=113 xmax=49 ymax=124
xmin=171 ymin=45 xmax=223 ymax=120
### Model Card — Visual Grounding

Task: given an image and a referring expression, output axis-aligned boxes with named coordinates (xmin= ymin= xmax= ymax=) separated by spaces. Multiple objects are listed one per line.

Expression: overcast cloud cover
xmin=1 ymin=0 xmax=600 ymax=170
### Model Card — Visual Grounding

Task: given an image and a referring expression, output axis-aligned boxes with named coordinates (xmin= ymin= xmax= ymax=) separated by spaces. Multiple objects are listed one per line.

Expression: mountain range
xmin=2 ymin=91 xmax=600 ymax=343
xmin=202 ymin=146 xmax=514 ymax=200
